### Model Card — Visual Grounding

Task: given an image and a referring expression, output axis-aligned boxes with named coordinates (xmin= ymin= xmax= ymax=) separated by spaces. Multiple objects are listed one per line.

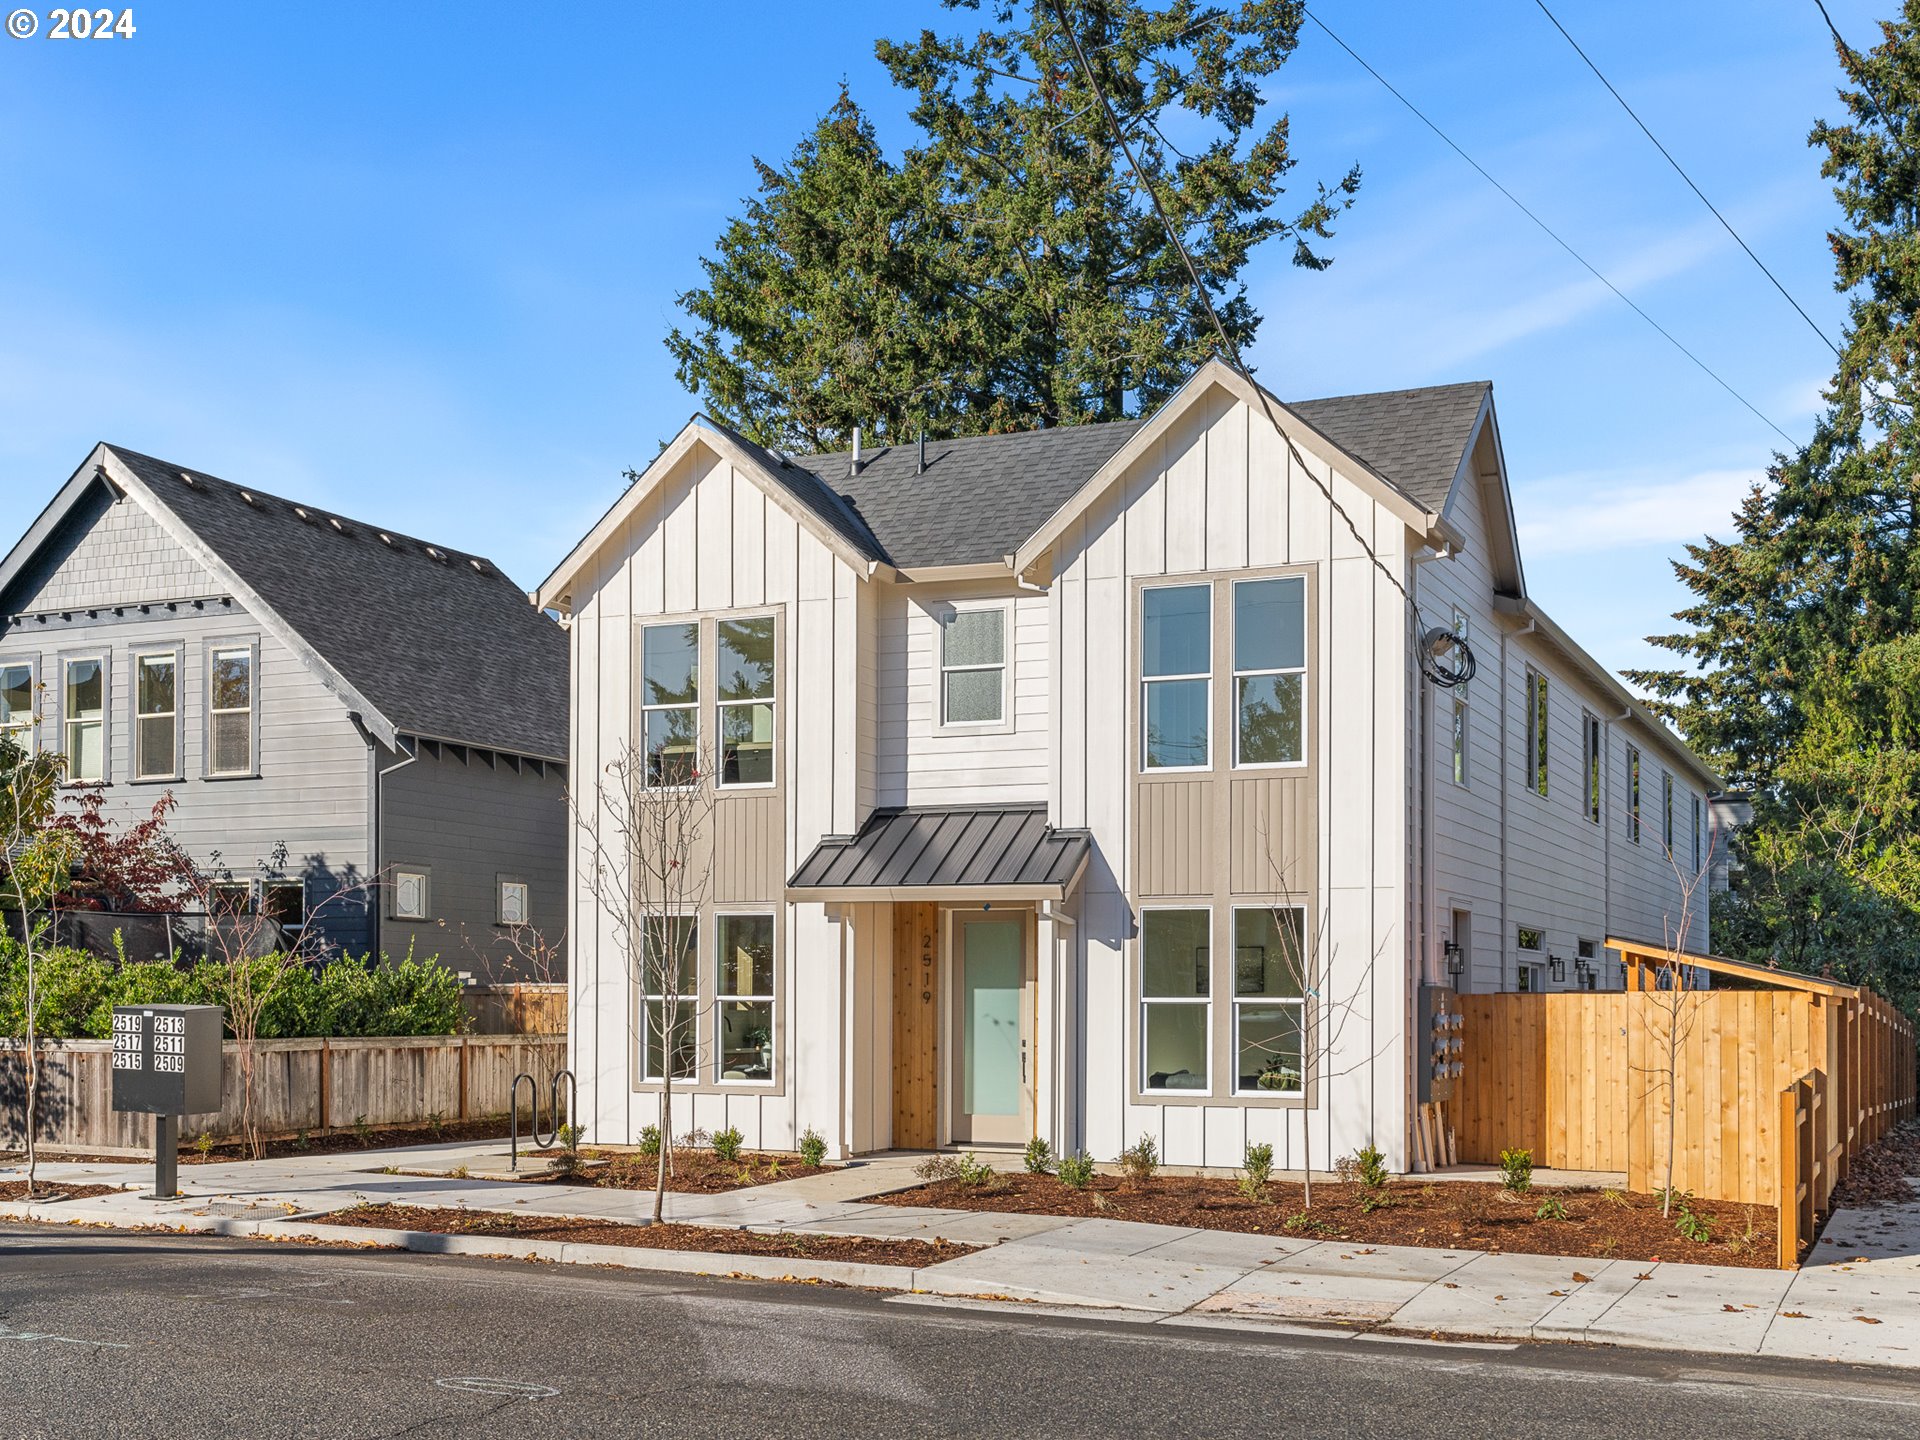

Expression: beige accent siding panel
xmin=714 ymin=793 xmax=784 ymax=902
xmin=1135 ymin=780 xmax=1212 ymax=898
xmin=1229 ymin=774 xmax=1312 ymax=894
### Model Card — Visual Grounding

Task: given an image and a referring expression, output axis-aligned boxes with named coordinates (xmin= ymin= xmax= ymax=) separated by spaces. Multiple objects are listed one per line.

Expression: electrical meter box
xmin=110 ymin=1005 xmax=224 ymax=1116
xmin=1416 ymin=984 xmax=1464 ymax=1105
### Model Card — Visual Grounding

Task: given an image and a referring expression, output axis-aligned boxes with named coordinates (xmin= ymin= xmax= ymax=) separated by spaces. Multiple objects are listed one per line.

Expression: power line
xmin=1532 ymin=0 xmax=1839 ymax=359
xmin=1301 ymin=7 xmax=1797 ymax=449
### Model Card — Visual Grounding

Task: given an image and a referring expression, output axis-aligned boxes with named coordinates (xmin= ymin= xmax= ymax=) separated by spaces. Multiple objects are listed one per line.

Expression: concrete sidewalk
xmin=6 ymin=1140 xmax=1918 ymax=1370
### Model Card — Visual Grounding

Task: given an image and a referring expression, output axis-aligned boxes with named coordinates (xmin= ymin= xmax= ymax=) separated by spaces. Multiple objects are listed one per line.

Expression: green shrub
xmin=1056 ymin=1150 xmax=1096 ymax=1189
xmin=1118 ymin=1134 xmax=1159 ymax=1185
xmin=1535 ymin=1196 xmax=1569 ymax=1221
xmin=1498 ymin=1147 xmax=1534 ymax=1195
xmin=1238 ymin=1141 xmax=1274 ymax=1201
xmin=797 ymin=1127 xmax=827 ymax=1167
xmin=711 ymin=1126 xmax=744 ymax=1162
xmin=1675 ymin=1200 xmax=1715 ymax=1244
xmin=1023 ymin=1136 xmax=1056 ymax=1175
xmin=955 ymin=1152 xmax=997 ymax=1188
xmin=1353 ymin=1143 xmax=1389 ymax=1191
xmin=637 ymin=1124 xmax=662 ymax=1157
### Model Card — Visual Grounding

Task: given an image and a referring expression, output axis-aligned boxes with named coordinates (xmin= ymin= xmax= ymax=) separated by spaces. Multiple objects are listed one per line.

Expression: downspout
xmin=1500 ymin=618 xmax=1536 ymax=992
xmin=1611 ymin=705 xmax=1632 ymax=988
xmin=372 ymin=738 xmax=420 ymax=960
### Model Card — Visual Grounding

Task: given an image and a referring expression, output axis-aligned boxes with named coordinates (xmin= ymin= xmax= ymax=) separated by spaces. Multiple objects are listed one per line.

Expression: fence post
xmin=1777 ymin=1081 xmax=1798 ymax=1270
xmin=458 ymin=1036 xmax=469 ymax=1123
xmin=318 ymin=1038 xmax=331 ymax=1132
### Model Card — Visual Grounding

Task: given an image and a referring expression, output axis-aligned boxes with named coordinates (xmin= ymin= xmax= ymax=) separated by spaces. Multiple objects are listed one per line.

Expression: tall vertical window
xmin=1627 ymin=746 xmax=1642 ymax=843
xmin=939 ymin=606 xmax=1006 ymax=726
xmin=716 ymin=615 xmax=776 ymax=785
xmin=716 ymin=914 xmax=775 ymax=1083
xmin=1663 ymin=771 xmax=1675 ymax=854
xmin=135 ymin=653 xmax=178 ymax=780
xmin=208 ymin=647 xmax=253 ymax=776
xmin=1140 ymin=909 xmax=1209 ymax=1092
xmin=1142 ymin=585 xmax=1211 ymax=770
xmin=1232 ymin=577 xmax=1306 ymax=766
xmin=641 ymin=916 xmax=698 ymax=1081
xmin=1233 ymin=906 xmax=1304 ymax=1094
xmin=1524 ymin=667 xmax=1549 ymax=796
xmin=1692 ymin=794 xmax=1703 ymax=874
xmin=1450 ymin=698 xmax=1469 ymax=787
xmin=63 ymin=658 xmax=104 ymax=781
xmin=0 ymin=663 xmax=31 ymax=753
xmin=641 ymin=622 xmax=699 ymax=785
xmin=1516 ymin=925 xmax=1544 ymax=992
xmin=1582 ymin=711 xmax=1602 ymax=824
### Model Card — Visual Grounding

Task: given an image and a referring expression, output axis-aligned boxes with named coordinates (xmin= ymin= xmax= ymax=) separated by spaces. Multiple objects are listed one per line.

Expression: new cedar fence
xmin=461 ymin=983 xmax=568 ymax=1035
xmin=1451 ymin=942 xmax=1915 ymax=1268
xmin=0 ymin=1034 xmax=567 ymax=1152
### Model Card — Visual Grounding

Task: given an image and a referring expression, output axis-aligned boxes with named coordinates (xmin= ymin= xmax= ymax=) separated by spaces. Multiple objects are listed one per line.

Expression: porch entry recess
xmin=952 ymin=913 xmax=1032 ymax=1145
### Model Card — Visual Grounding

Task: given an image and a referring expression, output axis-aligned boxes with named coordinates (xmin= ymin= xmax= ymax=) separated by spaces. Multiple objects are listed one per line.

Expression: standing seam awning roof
xmin=788 ymin=805 xmax=1092 ymax=900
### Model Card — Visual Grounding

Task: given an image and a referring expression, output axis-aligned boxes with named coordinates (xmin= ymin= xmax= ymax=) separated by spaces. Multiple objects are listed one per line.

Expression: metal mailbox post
xmin=109 ymin=1005 xmax=224 ymax=1198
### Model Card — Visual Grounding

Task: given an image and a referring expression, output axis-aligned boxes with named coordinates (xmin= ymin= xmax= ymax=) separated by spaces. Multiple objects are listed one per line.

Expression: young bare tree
xmin=572 ymin=739 xmax=716 ymax=1225
xmin=1634 ymin=823 xmax=1717 ymax=1215
xmin=0 ymin=708 xmax=72 ymax=1200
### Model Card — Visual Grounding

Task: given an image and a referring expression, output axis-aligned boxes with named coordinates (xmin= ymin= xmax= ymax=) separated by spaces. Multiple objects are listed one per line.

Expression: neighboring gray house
xmin=0 ymin=444 xmax=569 ymax=981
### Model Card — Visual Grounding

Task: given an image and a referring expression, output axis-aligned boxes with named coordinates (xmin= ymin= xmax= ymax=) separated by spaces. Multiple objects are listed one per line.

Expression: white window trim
xmin=713 ymin=909 xmax=777 ymax=1088
xmin=934 ymin=599 xmax=1014 ymax=736
xmin=1627 ymin=745 xmax=1643 ymax=844
xmin=640 ymin=915 xmax=699 ymax=1083
xmin=1450 ymin=695 xmax=1470 ymax=788
xmin=60 ymin=652 xmax=109 ymax=785
xmin=1524 ymin=666 xmax=1549 ymax=798
xmin=496 ymin=875 xmax=530 ymax=928
xmin=132 ymin=647 xmax=184 ymax=783
xmin=1662 ymin=770 xmax=1675 ymax=853
xmin=1691 ymin=794 xmax=1703 ymax=874
xmin=1581 ymin=711 xmax=1602 ymax=825
xmin=1231 ymin=576 xmax=1308 ymax=771
xmin=1139 ymin=904 xmax=1213 ymax=1096
xmin=640 ymin=621 xmax=701 ymax=790
xmin=263 ymin=878 xmax=308 ymax=933
xmin=0 ymin=656 xmax=37 ymax=754
xmin=1140 ymin=582 xmax=1213 ymax=773
xmin=205 ymin=639 xmax=259 ymax=779
xmin=716 ymin=611 xmax=780 ymax=788
xmin=1229 ymin=904 xmax=1305 ymax=1097
xmin=391 ymin=867 xmax=431 ymax=922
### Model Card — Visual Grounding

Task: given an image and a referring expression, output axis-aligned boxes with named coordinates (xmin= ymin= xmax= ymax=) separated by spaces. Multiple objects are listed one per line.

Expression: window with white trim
xmin=1233 ymin=906 xmax=1304 ymax=1094
xmin=641 ymin=915 xmax=698 ymax=1081
xmin=716 ymin=615 xmax=776 ymax=784
xmin=1142 ymin=585 xmax=1211 ymax=770
xmin=63 ymin=657 xmax=105 ymax=781
xmin=498 ymin=879 xmax=530 ymax=927
xmin=641 ymin=623 xmax=699 ymax=786
xmin=1692 ymin=794 xmax=1703 ymax=874
xmin=1517 ymin=924 xmax=1544 ymax=992
xmin=1582 ymin=711 xmax=1601 ymax=824
xmin=939 ymin=605 xmax=1007 ymax=726
xmin=1663 ymin=770 xmax=1675 ymax=854
xmin=1140 ymin=908 xmax=1209 ymax=1092
xmin=135 ymin=652 xmax=178 ymax=780
xmin=392 ymin=868 xmax=430 ymax=921
xmin=1450 ymin=698 xmax=1469 ymax=787
xmin=263 ymin=880 xmax=306 ymax=933
xmin=208 ymin=647 xmax=254 ymax=776
xmin=716 ymin=913 xmax=775 ymax=1083
xmin=0 ymin=662 xmax=32 ymax=754
xmin=1524 ymin=666 xmax=1548 ymax=797
xmin=1627 ymin=745 xmax=1642 ymax=843
xmin=1232 ymin=576 xmax=1305 ymax=766
xmin=211 ymin=881 xmax=254 ymax=917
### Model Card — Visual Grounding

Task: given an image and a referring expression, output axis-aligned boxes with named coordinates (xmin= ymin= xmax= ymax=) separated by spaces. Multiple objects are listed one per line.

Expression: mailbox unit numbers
xmin=112 ymin=1010 xmax=143 ymax=1070
xmin=153 ymin=1013 xmax=185 ymax=1071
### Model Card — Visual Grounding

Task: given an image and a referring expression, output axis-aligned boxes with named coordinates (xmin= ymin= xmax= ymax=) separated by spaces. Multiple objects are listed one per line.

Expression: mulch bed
xmin=1830 ymin=1119 xmax=1919 ymax=1210
xmin=320 ymin=1203 xmax=974 ymax=1268
xmin=540 ymin=1148 xmax=834 ymax=1193
xmin=875 ymin=1172 xmax=1781 ymax=1268
xmin=2 ymin=1118 xmax=512 ymax=1167
xmin=0 ymin=1181 xmax=124 ymax=1202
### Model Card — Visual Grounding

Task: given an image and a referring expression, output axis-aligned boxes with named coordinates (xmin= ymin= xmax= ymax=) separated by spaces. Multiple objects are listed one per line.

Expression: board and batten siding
xmin=565 ymin=440 xmax=863 ymax=1153
xmin=1046 ymin=382 xmax=1413 ymax=1171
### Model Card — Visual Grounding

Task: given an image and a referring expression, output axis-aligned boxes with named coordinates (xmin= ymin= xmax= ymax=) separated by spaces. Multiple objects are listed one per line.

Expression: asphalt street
xmin=1 ymin=1223 xmax=1916 ymax=1438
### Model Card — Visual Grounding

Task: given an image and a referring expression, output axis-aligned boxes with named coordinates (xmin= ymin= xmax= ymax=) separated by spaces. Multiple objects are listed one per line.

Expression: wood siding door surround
xmin=892 ymin=902 xmax=939 ymax=1148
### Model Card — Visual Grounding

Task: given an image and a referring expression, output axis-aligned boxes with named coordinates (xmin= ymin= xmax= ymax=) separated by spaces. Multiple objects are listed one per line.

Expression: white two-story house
xmin=537 ymin=358 xmax=1716 ymax=1170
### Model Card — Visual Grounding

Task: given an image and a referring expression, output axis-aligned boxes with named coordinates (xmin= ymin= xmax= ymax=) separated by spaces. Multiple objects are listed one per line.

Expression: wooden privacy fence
xmin=0 ymin=1034 xmax=567 ymax=1151
xmin=462 ymin=983 xmax=568 ymax=1035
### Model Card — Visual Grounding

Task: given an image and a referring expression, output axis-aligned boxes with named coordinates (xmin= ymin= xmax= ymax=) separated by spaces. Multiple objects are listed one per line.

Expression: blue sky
xmin=0 ymin=2 xmax=1876 ymax=683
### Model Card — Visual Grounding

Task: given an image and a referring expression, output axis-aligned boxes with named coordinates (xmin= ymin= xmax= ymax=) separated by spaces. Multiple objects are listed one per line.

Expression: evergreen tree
xmin=667 ymin=1 xmax=1359 ymax=450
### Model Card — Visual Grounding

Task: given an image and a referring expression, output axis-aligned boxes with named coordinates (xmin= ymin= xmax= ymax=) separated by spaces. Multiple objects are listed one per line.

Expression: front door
xmin=952 ymin=914 xmax=1031 ymax=1145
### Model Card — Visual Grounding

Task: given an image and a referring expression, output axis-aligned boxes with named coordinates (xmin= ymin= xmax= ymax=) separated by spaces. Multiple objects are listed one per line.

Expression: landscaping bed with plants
xmin=0 ymin=1180 xmax=125 ymax=1202
xmin=319 ymin=1203 xmax=974 ymax=1267
xmin=4 ymin=1116 xmax=511 ymax=1167
xmin=529 ymin=1124 xmax=836 ymax=1192
xmin=875 ymin=1141 xmax=1780 ymax=1268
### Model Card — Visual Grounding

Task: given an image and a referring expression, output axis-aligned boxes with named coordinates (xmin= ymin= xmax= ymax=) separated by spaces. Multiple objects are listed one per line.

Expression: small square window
xmin=263 ymin=880 xmax=306 ymax=932
xmin=393 ymin=869 xmax=430 ymax=921
xmin=499 ymin=879 xmax=529 ymax=927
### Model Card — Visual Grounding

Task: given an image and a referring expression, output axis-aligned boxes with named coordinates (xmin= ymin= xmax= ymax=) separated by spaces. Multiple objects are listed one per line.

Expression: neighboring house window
xmin=1627 ymin=746 xmax=1642 ymax=843
xmin=939 ymin=606 xmax=1007 ymax=726
xmin=211 ymin=881 xmax=254 ymax=916
xmin=1577 ymin=938 xmax=1598 ymax=991
xmin=1524 ymin=666 xmax=1548 ymax=796
xmin=263 ymin=880 xmax=306 ymax=933
xmin=64 ymin=657 xmax=105 ymax=781
xmin=1450 ymin=699 xmax=1469 ymax=787
xmin=1582 ymin=711 xmax=1601 ymax=824
xmin=1142 ymin=585 xmax=1211 ymax=770
xmin=1691 ymin=794 xmax=1702 ymax=875
xmin=642 ymin=622 xmax=699 ymax=786
xmin=1517 ymin=965 xmax=1536 ymax=993
xmin=1232 ymin=576 xmax=1306 ymax=766
xmin=1 ymin=662 xmax=32 ymax=752
xmin=641 ymin=915 xmax=698 ymax=1082
xmin=1140 ymin=908 xmax=1209 ymax=1092
xmin=1663 ymin=771 xmax=1675 ymax=854
xmin=1233 ymin=906 xmax=1304 ymax=1094
xmin=717 ymin=615 xmax=776 ymax=785
xmin=392 ymin=868 xmax=430 ymax=921
xmin=135 ymin=653 xmax=178 ymax=780
xmin=716 ymin=913 xmax=775 ymax=1083
xmin=208 ymin=647 xmax=254 ymax=776
xmin=498 ymin=879 xmax=530 ymax=927
xmin=1517 ymin=925 xmax=1543 ymax=991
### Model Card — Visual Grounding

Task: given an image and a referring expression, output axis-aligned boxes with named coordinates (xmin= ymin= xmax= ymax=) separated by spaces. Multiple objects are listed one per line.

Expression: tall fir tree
xmin=667 ymin=0 xmax=1358 ymax=450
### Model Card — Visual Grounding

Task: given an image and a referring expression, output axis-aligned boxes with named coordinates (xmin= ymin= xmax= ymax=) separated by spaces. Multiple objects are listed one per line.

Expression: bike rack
xmin=508 ymin=1068 xmax=578 ymax=1172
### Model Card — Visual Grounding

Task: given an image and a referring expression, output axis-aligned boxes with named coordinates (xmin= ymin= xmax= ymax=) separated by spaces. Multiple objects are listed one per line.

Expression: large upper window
xmin=939 ymin=607 xmax=1006 ymax=726
xmin=641 ymin=623 xmax=699 ymax=786
xmin=1524 ymin=666 xmax=1548 ymax=797
xmin=641 ymin=915 xmax=698 ymax=1081
xmin=1140 ymin=908 xmax=1210 ymax=1092
xmin=1627 ymin=746 xmax=1642 ymax=843
xmin=716 ymin=616 xmax=775 ymax=786
xmin=63 ymin=657 xmax=104 ymax=781
xmin=1663 ymin=771 xmax=1675 ymax=854
xmin=716 ymin=913 xmax=775 ymax=1083
xmin=0 ymin=663 xmax=31 ymax=753
xmin=1233 ymin=906 xmax=1304 ymax=1094
xmin=1692 ymin=794 xmax=1703 ymax=874
xmin=135 ymin=653 xmax=178 ymax=780
xmin=1232 ymin=577 xmax=1305 ymax=767
xmin=209 ymin=647 xmax=254 ymax=776
xmin=1142 ymin=585 xmax=1211 ymax=770
xmin=1582 ymin=711 xmax=1601 ymax=824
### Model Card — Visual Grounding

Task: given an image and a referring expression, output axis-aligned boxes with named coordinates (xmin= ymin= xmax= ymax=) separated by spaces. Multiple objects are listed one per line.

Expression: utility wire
xmin=1301 ymin=8 xmax=1797 ymax=449
xmin=1533 ymin=0 xmax=1839 ymax=359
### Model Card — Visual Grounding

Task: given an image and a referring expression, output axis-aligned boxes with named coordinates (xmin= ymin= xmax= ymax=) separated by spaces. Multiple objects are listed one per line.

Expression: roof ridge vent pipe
xmin=851 ymin=426 xmax=862 ymax=477
xmin=917 ymin=428 xmax=926 ymax=476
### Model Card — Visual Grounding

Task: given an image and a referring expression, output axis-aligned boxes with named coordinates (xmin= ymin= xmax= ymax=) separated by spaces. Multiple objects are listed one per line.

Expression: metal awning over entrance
xmin=787 ymin=804 xmax=1092 ymax=903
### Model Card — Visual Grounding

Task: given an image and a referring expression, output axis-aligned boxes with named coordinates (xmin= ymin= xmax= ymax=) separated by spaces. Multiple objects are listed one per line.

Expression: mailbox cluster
xmin=109 ymin=1004 xmax=224 ymax=1199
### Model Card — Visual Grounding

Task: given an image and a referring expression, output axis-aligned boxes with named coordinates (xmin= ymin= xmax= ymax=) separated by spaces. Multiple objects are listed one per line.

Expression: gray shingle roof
xmin=757 ymin=381 xmax=1487 ymax=568
xmin=106 ymin=446 xmax=569 ymax=760
xmin=788 ymin=804 xmax=1091 ymax=895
